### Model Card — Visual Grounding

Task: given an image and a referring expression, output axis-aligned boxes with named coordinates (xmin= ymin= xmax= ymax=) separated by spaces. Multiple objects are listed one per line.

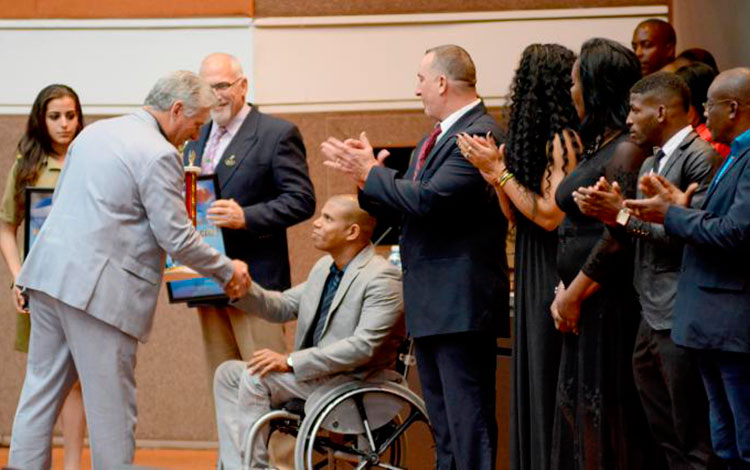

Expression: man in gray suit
xmin=9 ymin=71 xmax=251 ymax=470
xmin=574 ymin=72 xmax=721 ymax=469
xmin=214 ymin=195 xmax=405 ymax=469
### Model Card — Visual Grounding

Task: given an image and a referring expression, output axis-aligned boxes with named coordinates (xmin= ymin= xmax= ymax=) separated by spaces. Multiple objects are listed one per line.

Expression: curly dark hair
xmin=15 ymin=84 xmax=84 ymax=198
xmin=505 ymin=43 xmax=579 ymax=195
xmin=578 ymin=38 xmax=642 ymax=147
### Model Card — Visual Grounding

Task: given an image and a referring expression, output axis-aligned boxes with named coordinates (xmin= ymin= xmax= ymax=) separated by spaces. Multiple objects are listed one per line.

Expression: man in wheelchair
xmin=214 ymin=194 xmax=405 ymax=469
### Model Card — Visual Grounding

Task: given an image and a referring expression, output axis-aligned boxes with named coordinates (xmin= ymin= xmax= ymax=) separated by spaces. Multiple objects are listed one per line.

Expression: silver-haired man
xmin=9 ymin=71 xmax=251 ymax=470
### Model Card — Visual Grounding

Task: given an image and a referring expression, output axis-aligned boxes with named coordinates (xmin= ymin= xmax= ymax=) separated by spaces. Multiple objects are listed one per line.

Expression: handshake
xmin=225 ymin=260 xmax=252 ymax=299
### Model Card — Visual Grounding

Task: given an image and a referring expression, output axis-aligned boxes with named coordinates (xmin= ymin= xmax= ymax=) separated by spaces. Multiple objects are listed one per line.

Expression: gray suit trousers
xmin=214 ymin=360 xmax=325 ymax=469
xmin=9 ymin=290 xmax=138 ymax=470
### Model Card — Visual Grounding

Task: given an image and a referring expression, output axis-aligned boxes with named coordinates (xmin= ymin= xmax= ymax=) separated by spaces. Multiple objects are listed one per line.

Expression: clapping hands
xmin=623 ymin=174 xmax=698 ymax=224
xmin=572 ymin=177 xmax=624 ymax=225
xmin=321 ymin=132 xmax=389 ymax=189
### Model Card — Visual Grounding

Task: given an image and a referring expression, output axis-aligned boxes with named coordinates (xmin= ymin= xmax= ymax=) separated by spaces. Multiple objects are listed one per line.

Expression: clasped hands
xmin=321 ymin=132 xmax=390 ymax=189
xmin=573 ymin=173 xmax=698 ymax=225
xmin=225 ymin=259 xmax=251 ymax=300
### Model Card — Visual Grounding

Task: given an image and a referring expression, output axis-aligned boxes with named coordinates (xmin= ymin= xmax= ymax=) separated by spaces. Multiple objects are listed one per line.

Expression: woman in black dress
xmin=457 ymin=43 xmax=580 ymax=470
xmin=550 ymin=38 xmax=655 ymax=470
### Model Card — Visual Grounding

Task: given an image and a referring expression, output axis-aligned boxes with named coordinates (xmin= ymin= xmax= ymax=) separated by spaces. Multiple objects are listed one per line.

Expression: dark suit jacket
xmin=627 ymin=131 xmax=719 ymax=330
xmin=184 ymin=105 xmax=315 ymax=292
xmin=359 ymin=102 xmax=510 ymax=338
xmin=665 ymin=139 xmax=750 ymax=353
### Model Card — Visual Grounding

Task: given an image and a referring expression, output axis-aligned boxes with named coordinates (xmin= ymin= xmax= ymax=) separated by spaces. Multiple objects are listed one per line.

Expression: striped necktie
xmin=307 ymin=263 xmax=345 ymax=347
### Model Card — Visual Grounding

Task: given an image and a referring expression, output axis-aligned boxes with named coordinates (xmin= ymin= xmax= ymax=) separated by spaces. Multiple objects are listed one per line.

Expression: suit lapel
xmin=296 ymin=258 xmax=332 ymax=345
xmin=416 ymin=102 xmax=486 ymax=181
xmin=661 ymin=132 xmax=696 ymax=177
xmin=214 ymin=105 xmax=260 ymax=187
xmin=318 ymin=245 xmax=374 ymax=338
xmin=703 ymin=147 xmax=749 ymax=207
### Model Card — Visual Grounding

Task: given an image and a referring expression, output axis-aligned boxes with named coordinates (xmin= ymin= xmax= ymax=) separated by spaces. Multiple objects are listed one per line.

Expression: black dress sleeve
xmin=581 ymin=139 xmax=648 ymax=283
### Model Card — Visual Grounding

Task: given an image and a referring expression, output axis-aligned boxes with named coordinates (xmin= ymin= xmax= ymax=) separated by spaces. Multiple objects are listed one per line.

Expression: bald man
xmin=632 ymin=18 xmax=677 ymax=76
xmin=624 ymin=68 xmax=750 ymax=469
xmin=183 ymin=53 xmax=316 ymax=398
xmin=214 ymin=195 xmax=405 ymax=469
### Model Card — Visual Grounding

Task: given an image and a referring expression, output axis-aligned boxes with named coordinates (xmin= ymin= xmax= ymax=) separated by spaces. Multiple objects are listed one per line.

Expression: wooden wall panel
xmin=0 ymin=0 xmax=668 ymax=19
xmin=0 ymin=0 xmax=253 ymax=19
xmin=255 ymin=0 xmax=667 ymax=17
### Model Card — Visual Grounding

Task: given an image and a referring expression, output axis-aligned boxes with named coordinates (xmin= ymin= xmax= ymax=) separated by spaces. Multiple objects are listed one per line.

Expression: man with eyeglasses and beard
xmin=183 ymin=53 xmax=315 ymax=417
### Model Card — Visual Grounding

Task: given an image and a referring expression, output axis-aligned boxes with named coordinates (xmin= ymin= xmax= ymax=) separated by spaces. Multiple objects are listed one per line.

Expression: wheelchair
xmin=241 ymin=340 xmax=436 ymax=469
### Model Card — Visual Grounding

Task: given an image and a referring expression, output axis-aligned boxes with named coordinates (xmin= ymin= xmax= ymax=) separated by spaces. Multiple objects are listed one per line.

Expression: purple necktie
xmin=201 ymin=126 xmax=227 ymax=174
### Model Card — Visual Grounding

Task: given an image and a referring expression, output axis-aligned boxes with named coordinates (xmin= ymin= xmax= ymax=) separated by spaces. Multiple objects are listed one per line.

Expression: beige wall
xmin=0 ymin=0 xmax=684 ymax=462
xmin=672 ymin=0 xmax=750 ymax=71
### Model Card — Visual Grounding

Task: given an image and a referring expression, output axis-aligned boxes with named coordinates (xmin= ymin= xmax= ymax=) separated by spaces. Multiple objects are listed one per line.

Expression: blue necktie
xmin=308 ymin=264 xmax=344 ymax=347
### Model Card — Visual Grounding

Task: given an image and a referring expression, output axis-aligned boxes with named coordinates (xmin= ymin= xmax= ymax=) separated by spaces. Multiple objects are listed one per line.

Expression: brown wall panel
xmin=255 ymin=0 xmax=667 ymax=18
xmin=0 ymin=108 xmax=512 ymax=466
xmin=0 ymin=0 xmax=252 ymax=19
xmin=0 ymin=0 xmax=668 ymax=20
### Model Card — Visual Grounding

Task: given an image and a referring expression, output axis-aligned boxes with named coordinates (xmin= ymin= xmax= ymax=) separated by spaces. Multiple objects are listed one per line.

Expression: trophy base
xmin=164 ymin=266 xmax=201 ymax=282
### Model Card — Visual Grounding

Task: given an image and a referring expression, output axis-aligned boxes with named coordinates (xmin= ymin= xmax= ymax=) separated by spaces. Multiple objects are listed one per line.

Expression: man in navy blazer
xmin=625 ymin=67 xmax=750 ymax=469
xmin=321 ymin=45 xmax=509 ymax=470
xmin=183 ymin=53 xmax=316 ymax=397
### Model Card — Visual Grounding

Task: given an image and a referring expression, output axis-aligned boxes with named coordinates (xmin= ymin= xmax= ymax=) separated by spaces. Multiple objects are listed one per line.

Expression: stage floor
xmin=0 ymin=447 xmax=218 ymax=469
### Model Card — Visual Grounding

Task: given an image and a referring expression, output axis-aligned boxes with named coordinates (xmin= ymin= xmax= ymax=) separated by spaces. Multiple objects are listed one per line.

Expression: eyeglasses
xmin=703 ymin=99 xmax=749 ymax=111
xmin=210 ymin=77 xmax=243 ymax=92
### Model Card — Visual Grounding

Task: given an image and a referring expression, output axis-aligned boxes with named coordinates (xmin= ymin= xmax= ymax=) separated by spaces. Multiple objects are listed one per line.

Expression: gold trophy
xmin=163 ymin=149 xmax=203 ymax=282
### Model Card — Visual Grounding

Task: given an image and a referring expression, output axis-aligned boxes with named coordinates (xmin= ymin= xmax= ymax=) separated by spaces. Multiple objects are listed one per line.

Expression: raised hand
xmin=572 ymin=177 xmax=624 ymax=225
xmin=625 ymin=174 xmax=698 ymax=224
xmin=457 ymin=132 xmax=505 ymax=183
xmin=321 ymin=132 xmax=386 ymax=189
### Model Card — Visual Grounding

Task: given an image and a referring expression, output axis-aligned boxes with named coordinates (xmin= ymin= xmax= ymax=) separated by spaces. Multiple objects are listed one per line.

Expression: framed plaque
xmin=24 ymin=187 xmax=54 ymax=257
xmin=165 ymin=174 xmax=229 ymax=303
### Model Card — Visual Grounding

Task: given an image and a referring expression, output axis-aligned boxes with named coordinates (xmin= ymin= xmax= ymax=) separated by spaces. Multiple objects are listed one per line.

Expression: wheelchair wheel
xmin=296 ymin=384 xmax=436 ymax=469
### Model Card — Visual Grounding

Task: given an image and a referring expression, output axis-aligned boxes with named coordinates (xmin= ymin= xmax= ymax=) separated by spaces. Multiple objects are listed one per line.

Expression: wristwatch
xmin=286 ymin=355 xmax=294 ymax=371
xmin=615 ymin=208 xmax=631 ymax=227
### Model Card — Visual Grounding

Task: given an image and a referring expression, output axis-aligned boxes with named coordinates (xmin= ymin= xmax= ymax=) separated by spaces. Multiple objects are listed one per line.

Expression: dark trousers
xmin=695 ymin=349 xmax=750 ymax=470
xmin=414 ymin=332 xmax=498 ymax=470
xmin=632 ymin=320 xmax=720 ymax=470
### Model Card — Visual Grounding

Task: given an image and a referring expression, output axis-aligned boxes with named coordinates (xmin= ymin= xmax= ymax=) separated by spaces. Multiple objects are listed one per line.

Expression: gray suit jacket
xmin=627 ymin=131 xmax=720 ymax=329
xmin=17 ymin=109 xmax=234 ymax=342
xmin=233 ymin=244 xmax=405 ymax=382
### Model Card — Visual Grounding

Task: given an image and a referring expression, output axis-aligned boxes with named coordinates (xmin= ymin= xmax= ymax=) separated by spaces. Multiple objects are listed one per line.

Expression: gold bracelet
xmin=495 ymin=171 xmax=514 ymax=188
xmin=492 ymin=170 xmax=508 ymax=187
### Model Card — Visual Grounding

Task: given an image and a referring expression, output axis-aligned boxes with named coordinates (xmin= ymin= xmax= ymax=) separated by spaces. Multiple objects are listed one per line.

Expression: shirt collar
xmin=437 ymin=99 xmax=481 ymax=143
xmin=212 ymin=103 xmax=251 ymax=139
xmin=45 ymin=155 xmax=65 ymax=171
xmin=730 ymin=127 xmax=750 ymax=156
xmin=661 ymin=125 xmax=693 ymax=159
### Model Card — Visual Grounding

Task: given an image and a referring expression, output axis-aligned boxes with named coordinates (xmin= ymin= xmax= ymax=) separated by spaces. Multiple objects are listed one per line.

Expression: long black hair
xmin=578 ymin=38 xmax=641 ymax=147
xmin=505 ymin=43 xmax=579 ymax=195
xmin=14 ymin=84 xmax=84 ymax=199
